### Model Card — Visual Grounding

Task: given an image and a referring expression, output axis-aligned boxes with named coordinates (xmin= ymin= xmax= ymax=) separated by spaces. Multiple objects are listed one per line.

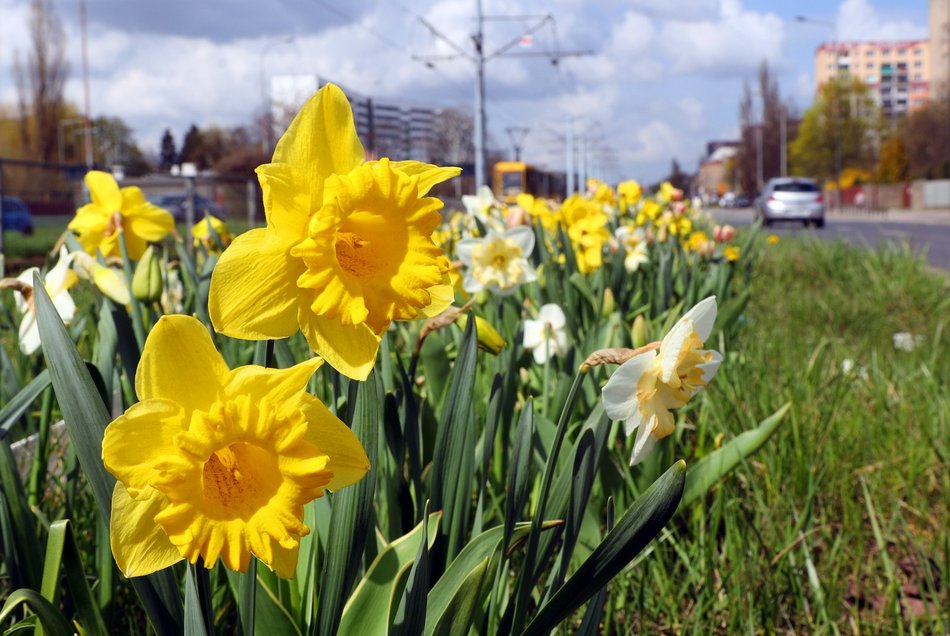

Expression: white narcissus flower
xmin=456 ymin=226 xmax=537 ymax=296
xmin=523 ymin=304 xmax=568 ymax=364
xmin=462 ymin=185 xmax=505 ymax=233
xmin=13 ymin=247 xmax=77 ymax=355
xmin=601 ymin=297 xmax=722 ymax=465
xmin=616 ymin=225 xmax=649 ymax=273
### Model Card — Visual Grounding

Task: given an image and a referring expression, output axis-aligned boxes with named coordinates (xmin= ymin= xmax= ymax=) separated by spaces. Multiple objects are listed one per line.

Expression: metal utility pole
xmin=473 ymin=0 xmax=487 ymax=189
xmin=414 ymin=8 xmax=592 ymax=192
xmin=79 ymin=0 xmax=94 ymax=169
xmin=505 ymin=126 xmax=529 ymax=161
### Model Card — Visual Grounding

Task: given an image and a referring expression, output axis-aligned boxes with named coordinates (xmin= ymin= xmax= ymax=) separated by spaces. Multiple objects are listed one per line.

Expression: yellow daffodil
xmin=635 ymin=200 xmax=661 ymax=227
xmin=522 ymin=303 xmax=568 ymax=364
xmin=567 ymin=213 xmax=610 ymax=275
xmin=1 ymin=247 xmax=76 ymax=354
xmin=723 ymin=245 xmax=740 ymax=261
xmin=601 ymin=297 xmax=722 ymax=465
xmin=209 ymin=84 xmax=460 ymax=380
xmin=68 ymin=171 xmax=174 ymax=261
xmin=617 ymin=179 xmax=642 ymax=209
xmin=193 ymin=215 xmax=231 ymax=251
xmin=517 ymin=193 xmax=560 ymax=232
xmin=767 ymin=234 xmax=780 ymax=245
xmin=657 ymin=181 xmax=683 ymax=204
xmin=101 ymin=315 xmax=369 ymax=578
xmin=456 ymin=226 xmax=536 ymax=296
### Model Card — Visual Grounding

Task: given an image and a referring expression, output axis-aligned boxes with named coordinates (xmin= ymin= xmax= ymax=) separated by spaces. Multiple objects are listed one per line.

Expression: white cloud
xmin=837 ymin=0 xmax=927 ymax=41
xmin=676 ymin=97 xmax=705 ymax=131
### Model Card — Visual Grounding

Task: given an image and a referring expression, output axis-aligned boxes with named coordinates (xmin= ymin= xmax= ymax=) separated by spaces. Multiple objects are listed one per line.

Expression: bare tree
xmin=14 ymin=0 xmax=69 ymax=162
xmin=429 ymin=107 xmax=475 ymax=166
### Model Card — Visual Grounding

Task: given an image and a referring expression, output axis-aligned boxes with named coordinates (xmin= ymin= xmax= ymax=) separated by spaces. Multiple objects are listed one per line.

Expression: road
xmin=707 ymin=207 xmax=950 ymax=271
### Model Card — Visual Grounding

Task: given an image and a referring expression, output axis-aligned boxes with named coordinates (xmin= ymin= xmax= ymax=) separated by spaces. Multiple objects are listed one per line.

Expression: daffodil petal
xmin=419 ymin=282 xmax=454 ymax=318
xmin=136 ymin=315 xmax=228 ymax=412
xmin=18 ymin=313 xmax=40 ymax=355
xmin=101 ymin=399 xmax=185 ymax=495
xmin=224 ymin=357 xmax=322 ymax=414
xmin=681 ymin=296 xmax=717 ymax=342
xmin=256 ymin=163 xmax=312 ymax=243
xmin=659 ymin=318 xmax=693 ymax=384
xmin=602 ymin=350 xmax=656 ymax=422
xmin=522 ymin=320 xmax=544 ymax=350
xmin=506 ymin=226 xmax=535 ymax=256
xmin=299 ymin=393 xmax=370 ymax=491
xmin=271 ymin=83 xmax=364 ymax=211
xmin=537 ymin=304 xmax=566 ymax=330
xmin=699 ymin=350 xmax=723 ymax=384
xmin=85 ymin=170 xmax=122 ymax=211
xmin=209 ymin=229 xmax=304 ymax=340
xmin=388 ymin=160 xmax=462 ymax=196
xmin=268 ymin=542 xmax=301 ymax=579
xmin=299 ymin=312 xmax=380 ymax=381
xmin=455 ymin=238 xmax=476 ymax=266
xmin=110 ymin=483 xmax=183 ymax=578
xmin=629 ymin=415 xmax=657 ymax=466
xmin=122 ymin=188 xmax=175 ymax=241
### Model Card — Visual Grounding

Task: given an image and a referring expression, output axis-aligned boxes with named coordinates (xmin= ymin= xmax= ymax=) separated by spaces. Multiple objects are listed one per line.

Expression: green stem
xmin=510 ymin=368 xmax=587 ymax=634
xmin=27 ymin=386 xmax=54 ymax=508
xmin=116 ymin=231 xmax=147 ymax=350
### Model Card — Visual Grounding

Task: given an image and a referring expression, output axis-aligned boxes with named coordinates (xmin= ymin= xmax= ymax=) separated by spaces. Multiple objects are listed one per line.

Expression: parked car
xmin=1 ymin=196 xmax=35 ymax=235
xmin=755 ymin=177 xmax=825 ymax=228
xmin=148 ymin=193 xmax=228 ymax=223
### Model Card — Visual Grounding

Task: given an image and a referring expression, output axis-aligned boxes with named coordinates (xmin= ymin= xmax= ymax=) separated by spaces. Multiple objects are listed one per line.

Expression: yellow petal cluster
xmin=101 ymin=315 xmax=369 ymax=578
xmin=209 ymin=84 xmax=460 ymax=380
xmin=69 ymin=171 xmax=174 ymax=260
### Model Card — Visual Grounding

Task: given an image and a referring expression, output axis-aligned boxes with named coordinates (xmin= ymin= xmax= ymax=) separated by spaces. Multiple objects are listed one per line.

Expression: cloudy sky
xmin=0 ymin=0 xmax=929 ymax=182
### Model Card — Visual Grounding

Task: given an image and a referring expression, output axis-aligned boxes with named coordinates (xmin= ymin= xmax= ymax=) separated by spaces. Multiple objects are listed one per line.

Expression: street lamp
xmin=796 ymin=15 xmax=842 ymax=210
xmin=260 ymin=36 xmax=295 ymax=156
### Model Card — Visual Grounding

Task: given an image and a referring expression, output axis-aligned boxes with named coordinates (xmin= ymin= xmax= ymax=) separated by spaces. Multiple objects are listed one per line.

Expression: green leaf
xmin=425 ymin=521 xmax=560 ymax=636
xmin=40 ymin=520 xmax=108 ymax=636
xmin=430 ymin=556 xmax=491 ymax=636
xmin=338 ymin=511 xmax=441 ymax=636
xmin=430 ymin=314 xmax=478 ymax=566
xmin=317 ymin=373 xmax=381 ymax=636
xmin=184 ymin=564 xmax=211 ymax=636
xmin=93 ymin=299 xmax=119 ymax=403
xmin=225 ymin=567 xmax=301 ymax=636
xmin=678 ymin=402 xmax=791 ymax=511
xmin=0 ymin=370 xmax=50 ymax=441
xmin=32 ymin=272 xmax=183 ymax=634
xmin=502 ymin=400 xmax=535 ymax=553
xmin=0 ymin=588 xmax=74 ymax=635
xmin=390 ymin=505 xmax=436 ymax=636
xmin=0 ymin=441 xmax=42 ymax=590
xmin=522 ymin=460 xmax=686 ymax=636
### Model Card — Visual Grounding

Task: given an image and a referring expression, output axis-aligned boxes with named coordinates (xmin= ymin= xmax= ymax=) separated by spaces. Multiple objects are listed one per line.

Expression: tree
xmin=429 ymin=107 xmax=475 ymax=166
xmin=875 ymin=135 xmax=910 ymax=183
xmin=159 ymin=129 xmax=178 ymax=171
xmin=899 ymin=101 xmax=950 ymax=179
xmin=14 ymin=0 xmax=69 ymax=162
xmin=93 ymin=116 xmax=152 ymax=176
xmin=736 ymin=61 xmax=787 ymax=195
xmin=179 ymin=124 xmax=205 ymax=169
xmin=789 ymin=76 xmax=883 ymax=184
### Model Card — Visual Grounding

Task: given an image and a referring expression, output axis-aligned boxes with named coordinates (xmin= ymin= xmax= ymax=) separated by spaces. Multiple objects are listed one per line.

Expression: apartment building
xmin=814 ymin=40 xmax=931 ymax=118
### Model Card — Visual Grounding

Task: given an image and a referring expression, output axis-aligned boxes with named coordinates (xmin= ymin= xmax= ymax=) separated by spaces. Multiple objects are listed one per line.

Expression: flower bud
xmin=601 ymin=287 xmax=615 ymax=317
xmin=456 ymin=313 xmax=506 ymax=355
xmin=631 ymin=314 xmax=649 ymax=348
xmin=132 ymin=245 xmax=163 ymax=303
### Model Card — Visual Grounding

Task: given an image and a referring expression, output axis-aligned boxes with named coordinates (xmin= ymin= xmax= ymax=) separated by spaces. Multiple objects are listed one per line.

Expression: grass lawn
xmin=622 ymin=237 xmax=949 ymax=633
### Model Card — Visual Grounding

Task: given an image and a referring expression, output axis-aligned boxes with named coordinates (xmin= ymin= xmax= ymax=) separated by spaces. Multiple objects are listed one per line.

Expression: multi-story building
xmin=814 ymin=40 xmax=931 ymax=118
xmin=930 ymin=0 xmax=949 ymax=101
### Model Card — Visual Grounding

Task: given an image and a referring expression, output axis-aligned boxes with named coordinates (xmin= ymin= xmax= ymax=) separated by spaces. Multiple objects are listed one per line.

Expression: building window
xmin=867 ymin=50 xmax=875 ymax=57
xmin=827 ymin=63 xmax=835 ymax=70
xmin=882 ymin=47 xmax=891 ymax=55
xmin=866 ymin=74 xmax=877 ymax=82
xmin=898 ymin=48 xmax=906 ymax=55
xmin=915 ymin=61 xmax=923 ymax=67
xmin=867 ymin=62 xmax=874 ymax=69
xmin=915 ymin=48 xmax=923 ymax=55
xmin=914 ymin=73 xmax=923 ymax=80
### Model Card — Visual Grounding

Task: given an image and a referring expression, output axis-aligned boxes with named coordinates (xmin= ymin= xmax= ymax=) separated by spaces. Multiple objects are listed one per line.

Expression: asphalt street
xmin=707 ymin=208 xmax=950 ymax=271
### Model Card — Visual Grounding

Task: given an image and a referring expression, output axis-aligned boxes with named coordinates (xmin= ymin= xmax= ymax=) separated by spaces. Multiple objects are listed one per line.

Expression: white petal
xmin=520 ymin=262 xmax=538 ymax=284
xmin=46 ymin=247 xmax=74 ymax=293
xmin=602 ymin=350 xmax=656 ymax=422
xmin=18 ymin=314 xmax=41 ymax=355
xmin=554 ymin=331 xmax=569 ymax=356
xmin=659 ymin=319 xmax=692 ymax=383
xmin=538 ymin=304 xmax=566 ymax=330
xmin=532 ymin=341 xmax=552 ymax=364
xmin=699 ymin=350 xmax=723 ymax=385
xmin=629 ymin=417 xmax=658 ymax=466
xmin=51 ymin=291 xmax=76 ymax=324
xmin=455 ymin=239 xmax=477 ymax=265
xmin=522 ymin=320 xmax=543 ymax=350
xmin=14 ymin=268 xmax=38 ymax=314
xmin=462 ymin=271 xmax=483 ymax=294
xmin=506 ymin=226 xmax=535 ymax=256
xmin=682 ymin=296 xmax=717 ymax=343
